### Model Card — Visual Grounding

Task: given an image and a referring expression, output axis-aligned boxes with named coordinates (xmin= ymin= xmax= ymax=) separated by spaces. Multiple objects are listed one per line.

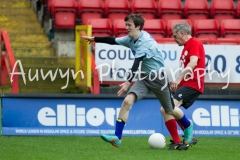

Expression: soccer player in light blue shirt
xmin=82 ymin=14 xmax=194 ymax=150
xmin=115 ymin=30 xmax=165 ymax=75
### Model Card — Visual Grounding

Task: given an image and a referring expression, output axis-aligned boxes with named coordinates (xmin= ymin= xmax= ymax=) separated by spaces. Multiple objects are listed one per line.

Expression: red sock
xmin=165 ymin=119 xmax=181 ymax=143
xmin=176 ymin=119 xmax=184 ymax=131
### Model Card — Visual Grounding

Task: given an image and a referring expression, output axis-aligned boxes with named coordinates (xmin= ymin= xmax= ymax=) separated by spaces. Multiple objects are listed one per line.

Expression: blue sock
xmin=115 ymin=118 xmax=125 ymax=140
xmin=178 ymin=115 xmax=190 ymax=129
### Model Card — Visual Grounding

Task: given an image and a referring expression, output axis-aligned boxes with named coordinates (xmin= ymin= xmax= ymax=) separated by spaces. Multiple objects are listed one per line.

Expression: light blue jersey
xmin=115 ymin=30 xmax=164 ymax=75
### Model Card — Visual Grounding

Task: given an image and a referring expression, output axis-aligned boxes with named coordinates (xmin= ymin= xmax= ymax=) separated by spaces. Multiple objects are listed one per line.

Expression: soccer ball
xmin=148 ymin=133 xmax=166 ymax=149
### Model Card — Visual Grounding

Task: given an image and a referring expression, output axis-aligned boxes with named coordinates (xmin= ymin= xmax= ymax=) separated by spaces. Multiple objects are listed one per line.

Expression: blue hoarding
xmin=2 ymin=98 xmax=240 ymax=136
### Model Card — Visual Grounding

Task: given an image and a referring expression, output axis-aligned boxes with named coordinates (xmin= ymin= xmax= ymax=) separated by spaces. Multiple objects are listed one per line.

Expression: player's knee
xmin=160 ymin=107 xmax=165 ymax=114
xmin=161 ymin=107 xmax=174 ymax=116
xmin=123 ymin=96 xmax=134 ymax=108
xmin=165 ymin=110 xmax=174 ymax=115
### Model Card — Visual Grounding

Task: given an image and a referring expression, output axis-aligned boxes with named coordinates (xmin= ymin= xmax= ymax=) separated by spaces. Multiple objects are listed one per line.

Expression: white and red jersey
xmin=178 ymin=38 xmax=205 ymax=93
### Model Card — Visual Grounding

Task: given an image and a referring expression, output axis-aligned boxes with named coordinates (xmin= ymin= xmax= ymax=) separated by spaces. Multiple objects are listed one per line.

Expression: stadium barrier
xmin=1 ymin=94 xmax=240 ymax=137
xmin=75 ymin=25 xmax=100 ymax=94
xmin=0 ymin=30 xmax=18 ymax=94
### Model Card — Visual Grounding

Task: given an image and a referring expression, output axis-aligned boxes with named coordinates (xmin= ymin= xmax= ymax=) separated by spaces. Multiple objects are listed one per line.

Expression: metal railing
xmin=0 ymin=30 xmax=18 ymax=94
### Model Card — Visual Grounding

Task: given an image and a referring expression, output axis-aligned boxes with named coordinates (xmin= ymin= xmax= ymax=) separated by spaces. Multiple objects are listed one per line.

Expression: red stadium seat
xmin=78 ymin=0 xmax=104 ymax=25
xmin=198 ymin=38 xmax=240 ymax=45
xmin=210 ymin=0 xmax=235 ymax=25
xmin=51 ymin=0 xmax=77 ymax=28
xmin=152 ymin=37 xmax=169 ymax=43
xmin=237 ymin=1 xmax=240 ymax=18
xmin=167 ymin=19 xmax=192 ymax=37
xmin=156 ymin=38 xmax=175 ymax=44
xmin=131 ymin=0 xmax=157 ymax=19
xmin=105 ymin=0 xmax=130 ymax=25
xmin=221 ymin=19 xmax=240 ymax=38
xmin=184 ymin=0 xmax=209 ymax=25
xmin=158 ymin=0 xmax=183 ymax=25
xmin=87 ymin=18 xmax=113 ymax=37
xmin=215 ymin=38 xmax=240 ymax=45
xmin=114 ymin=19 xmax=128 ymax=37
xmin=143 ymin=19 xmax=166 ymax=41
xmin=194 ymin=19 xmax=219 ymax=40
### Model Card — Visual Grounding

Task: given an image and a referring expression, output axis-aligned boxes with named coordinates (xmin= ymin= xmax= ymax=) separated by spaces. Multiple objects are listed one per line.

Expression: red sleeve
xmin=188 ymin=40 xmax=200 ymax=59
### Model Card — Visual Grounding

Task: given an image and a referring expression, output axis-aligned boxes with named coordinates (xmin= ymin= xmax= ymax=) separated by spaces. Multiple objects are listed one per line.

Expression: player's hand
xmin=170 ymin=78 xmax=181 ymax=92
xmin=170 ymin=82 xmax=176 ymax=92
xmin=81 ymin=36 xmax=95 ymax=44
xmin=117 ymin=81 xmax=131 ymax=97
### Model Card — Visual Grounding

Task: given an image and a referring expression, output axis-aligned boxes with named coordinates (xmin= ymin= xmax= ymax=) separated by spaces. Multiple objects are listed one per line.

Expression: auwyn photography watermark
xmin=9 ymin=60 xmax=231 ymax=90
xmin=10 ymin=60 xmax=84 ymax=89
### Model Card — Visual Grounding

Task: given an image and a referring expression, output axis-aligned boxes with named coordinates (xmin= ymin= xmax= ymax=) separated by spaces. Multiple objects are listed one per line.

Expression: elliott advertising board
xmin=2 ymin=98 xmax=240 ymax=136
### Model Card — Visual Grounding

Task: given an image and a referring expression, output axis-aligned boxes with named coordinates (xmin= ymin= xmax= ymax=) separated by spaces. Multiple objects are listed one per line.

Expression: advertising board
xmin=2 ymin=98 xmax=240 ymax=136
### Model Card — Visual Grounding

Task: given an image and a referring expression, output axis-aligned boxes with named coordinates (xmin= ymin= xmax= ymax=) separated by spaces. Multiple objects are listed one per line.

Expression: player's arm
xmin=117 ymin=56 xmax=144 ymax=96
xmin=178 ymin=56 xmax=198 ymax=81
xmin=127 ymin=56 xmax=144 ymax=83
xmin=81 ymin=36 xmax=118 ymax=45
xmin=94 ymin=37 xmax=118 ymax=45
xmin=171 ymin=56 xmax=198 ymax=91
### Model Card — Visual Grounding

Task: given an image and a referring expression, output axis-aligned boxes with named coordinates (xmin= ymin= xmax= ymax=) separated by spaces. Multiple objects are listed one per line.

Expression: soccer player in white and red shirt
xmin=160 ymin=22 xmax=206 ymax=150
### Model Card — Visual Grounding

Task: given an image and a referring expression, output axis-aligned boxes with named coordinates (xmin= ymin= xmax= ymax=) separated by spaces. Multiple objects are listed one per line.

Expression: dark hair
xmin=124 ymin=14 xmax=145 ymax=30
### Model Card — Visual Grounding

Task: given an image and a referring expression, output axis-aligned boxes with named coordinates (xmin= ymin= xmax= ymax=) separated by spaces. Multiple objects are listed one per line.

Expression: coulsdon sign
xmin=95 ymin=43 xmax=240 ymax=85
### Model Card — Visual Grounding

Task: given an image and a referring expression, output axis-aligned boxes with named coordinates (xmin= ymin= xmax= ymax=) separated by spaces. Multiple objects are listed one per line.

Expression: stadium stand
xmin=210 ymin=0 xmax=235 ymax=25
xmin=143 ymin=19 xmax=166 ymax=41
xmin=78 ymin=0 xmax=104 ymax=24
xmin=221 ymin=19 xmax=240 ymax=38
xmin=158 ymin=0 xmax=183 ymax=25
xmin=131 ymin=0 xmax=157 ymax=19
xmin=0 ymin=0 xmax=80 ymax=93
xmin=105 ymin=0 xmax=131 ymax=25
xmin=87 ymin=18 xmax=113 ymax=36
xmin=194 ymin=19 xmax=219 ymax=40
xmin=214 ymin=38 xmax=240 ymax=45
xmin=184 ymin=0 xmax=209 ymax=25
xmin=41 ymin=0 xmax=240 ymax=40
xmin=113 ymin=19 xmax=128 ymax=37
xmin=40 ymin=0 xmax=240 ymax=34
xmin=236 ymin=1 xmax=240 ymax=17
xmin=51 ymin=0 xmax=77 ymax=28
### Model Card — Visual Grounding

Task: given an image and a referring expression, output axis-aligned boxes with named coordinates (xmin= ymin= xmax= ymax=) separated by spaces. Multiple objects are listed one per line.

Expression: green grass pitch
xmin=0 ymin=136 xmax=239 ymax=160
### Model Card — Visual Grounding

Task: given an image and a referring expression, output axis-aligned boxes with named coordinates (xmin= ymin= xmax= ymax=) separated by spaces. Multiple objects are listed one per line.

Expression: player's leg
xmin=101 ymin=80 xmax=150 ymax=148
xmin=173 ymin=86 xmax=201 ymax=146
xmin=160 ymin=108 xmax=181 ymax=150
xmin=167 ymin=102 xmax=193 ymax=150
xmin=175 ymin=111 xmax=198 ymax=146
xmin=148 ymin=77 xmax=182 ymax=150
xmin=113 ymin=93 xmax=136 ymax=143
xmin=159 ymin=99 xmax=183 ymax=150
xmin=101 ymin=93 xmax=136 ymax=148
xmin=160 ymin=99 xmax=193 ymax=150
xmin=152 ymin=82 xmax=192 ymax=149
xmin=176 ymin=113 xmax=198 ymax=146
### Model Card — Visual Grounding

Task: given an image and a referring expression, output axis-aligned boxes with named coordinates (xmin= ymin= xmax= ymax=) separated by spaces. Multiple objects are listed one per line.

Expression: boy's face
xmin=125 ymin=19 xmax=140 ymax=37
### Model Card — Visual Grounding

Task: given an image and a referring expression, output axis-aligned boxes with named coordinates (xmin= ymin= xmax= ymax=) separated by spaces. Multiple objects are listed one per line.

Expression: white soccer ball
xmin=148 ymin=133 xmax=166 ymax=149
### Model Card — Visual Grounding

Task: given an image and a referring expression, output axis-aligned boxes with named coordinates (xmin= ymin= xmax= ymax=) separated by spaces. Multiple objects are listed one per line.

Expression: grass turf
xmin=0 ymin=136 xmax=239 ymax=160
